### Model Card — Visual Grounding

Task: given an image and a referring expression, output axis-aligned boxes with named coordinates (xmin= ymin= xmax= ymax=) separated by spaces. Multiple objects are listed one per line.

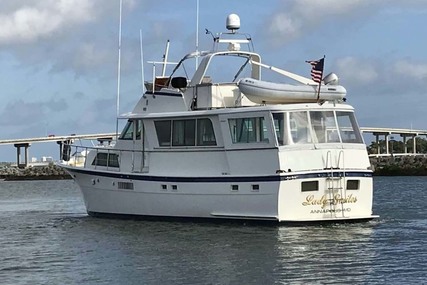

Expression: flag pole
xmin=316 ymin=55 xmax=325 ymax=103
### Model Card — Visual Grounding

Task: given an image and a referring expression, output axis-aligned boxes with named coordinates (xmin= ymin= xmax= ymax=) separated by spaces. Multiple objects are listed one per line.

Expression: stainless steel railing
xmin=63 ymin=144 xmax=147 ymax=173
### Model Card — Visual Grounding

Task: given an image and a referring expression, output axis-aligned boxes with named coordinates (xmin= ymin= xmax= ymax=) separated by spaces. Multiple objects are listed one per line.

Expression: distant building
xmin=41 ymin=156 xmax=53 ymax=162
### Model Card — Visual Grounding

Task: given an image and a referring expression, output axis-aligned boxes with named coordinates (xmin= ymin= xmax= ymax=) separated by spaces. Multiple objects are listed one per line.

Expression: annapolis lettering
xmin=310 ymin=208 xmax=352 ymax=214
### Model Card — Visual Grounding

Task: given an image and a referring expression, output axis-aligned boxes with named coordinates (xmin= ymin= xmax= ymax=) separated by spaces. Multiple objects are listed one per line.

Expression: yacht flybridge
xmin=59 ymin=14 xmax=378 ymax=223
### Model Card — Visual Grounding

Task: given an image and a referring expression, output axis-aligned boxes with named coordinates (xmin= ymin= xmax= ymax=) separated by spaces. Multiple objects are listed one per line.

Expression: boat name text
xmin=302 ymin=194 xmax=357 ymax=209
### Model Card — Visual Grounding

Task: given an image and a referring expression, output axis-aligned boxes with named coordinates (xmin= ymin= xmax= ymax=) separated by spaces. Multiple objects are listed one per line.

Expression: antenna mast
xmin=140 ymin=29 xmax=145 ymax=93
xmin=195 ymin=0 xmax=199 ymax=68
xmin=115 ymin=0 xmax=123 ymax=138
xmin=161 ymin=40 xmax=170 ymax=77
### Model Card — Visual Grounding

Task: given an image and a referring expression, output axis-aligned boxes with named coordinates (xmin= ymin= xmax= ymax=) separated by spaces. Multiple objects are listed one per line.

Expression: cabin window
xmin=155 ymin=118 xmax=217 ymax=147
xmin=173 ymin=119 xmax=196 ymax=146
xmin=274 ymin=111 xmax=363 ymax=146
xmin=92 ymin=153 xmax=119 ymax=168
xmin=289 ymin=112 xmax=311 ymax=144
xmin=92 ymin=153 xmax=107 ymax=166
xmin=228 ymin=117 xmax=268 ymax=143
xmin=108 ymin=154 xmax=120 ymax=168
xmin=119 ymin=120 xmax=135 ymax=140
xmin=336 ymin=112 xmax=363 ymax=143
xmin=309 ymin=111 xmax=340 ymax=143
xmin=273 ymin=113 xmax=284 ymax=145
xmin=197 ymin=118 xmax=217 ymax=146
xmin=119 ymin=119 xmax=144 ymax=141
xmin=135 ymin=120 xmax=142 ymax=140
xmin=273 ymin=113 xmax=292 ymax=145
xmin=155 ymin=120 xmax=172 ymax=146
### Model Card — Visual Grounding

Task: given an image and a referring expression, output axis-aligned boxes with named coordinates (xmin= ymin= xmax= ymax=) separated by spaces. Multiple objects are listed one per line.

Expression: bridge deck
xmin=360 ymin=127 xmax=427 ymax=136
xmin=0 ymin=133 xmax=116 ymax=146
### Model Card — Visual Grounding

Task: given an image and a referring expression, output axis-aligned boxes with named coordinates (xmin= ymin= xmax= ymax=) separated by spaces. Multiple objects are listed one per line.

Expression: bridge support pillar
xmin=375 ymin=134 xmax=380 ymax=155
xmin=413 ymin=135 xmax=417 ymax=154
xmin=385 ymin=134 xmax=390 ymax=155
xmin=14 ymin=143 xmax=31 ymax=169
xmin=402 ymin=135 xmax=407 ymax=153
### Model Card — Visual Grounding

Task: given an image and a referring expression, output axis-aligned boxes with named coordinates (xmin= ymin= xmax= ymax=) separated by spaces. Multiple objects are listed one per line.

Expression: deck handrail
xmin=63 ymin=144 xmax=148 ymax=173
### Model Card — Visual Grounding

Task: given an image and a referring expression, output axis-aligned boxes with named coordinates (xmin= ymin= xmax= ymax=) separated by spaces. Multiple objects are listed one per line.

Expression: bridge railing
xmin=62 ymin=144 xmax=148 ymax=173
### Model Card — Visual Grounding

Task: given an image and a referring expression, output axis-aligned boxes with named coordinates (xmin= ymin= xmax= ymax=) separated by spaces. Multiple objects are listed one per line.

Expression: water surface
xmin=0 ymin=177 xmax=426 ymax=284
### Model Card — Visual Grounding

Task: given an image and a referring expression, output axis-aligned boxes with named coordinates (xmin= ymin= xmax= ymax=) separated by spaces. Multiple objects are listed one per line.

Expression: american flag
xmin=306 ymin=58 xmax=324 ymax=83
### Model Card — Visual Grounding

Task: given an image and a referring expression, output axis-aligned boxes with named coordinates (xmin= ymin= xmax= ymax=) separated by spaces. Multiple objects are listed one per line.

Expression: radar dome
xmin=226 ymin=14 xmax=240 ymax=32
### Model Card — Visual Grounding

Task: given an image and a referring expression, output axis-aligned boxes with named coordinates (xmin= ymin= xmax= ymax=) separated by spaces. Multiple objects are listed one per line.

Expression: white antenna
xmin=195 ymin=0 xmax=199 ymax=68
xmin=115 ymin=0 xmax=123 ymax=138
xmin=140 ymin=29 xmax=145 ymax=93
xmin=161 ymin=40 xmax=170 ymax=77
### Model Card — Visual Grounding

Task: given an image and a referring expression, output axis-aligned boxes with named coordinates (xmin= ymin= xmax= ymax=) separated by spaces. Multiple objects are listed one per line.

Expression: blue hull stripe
xmin=66 ymin=167 xmax=372 ymax=183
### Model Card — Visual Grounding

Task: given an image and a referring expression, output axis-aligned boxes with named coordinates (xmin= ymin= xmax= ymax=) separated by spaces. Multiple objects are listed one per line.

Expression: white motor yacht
xmin=59 ymin=15 xmax=378 ymax=223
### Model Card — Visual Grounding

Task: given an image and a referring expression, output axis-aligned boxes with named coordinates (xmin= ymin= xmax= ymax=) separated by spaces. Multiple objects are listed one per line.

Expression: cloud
xmin=65 ymin=97 xmax=116 ymax=133
xmin=0 ymin=0 xmax=141 ymax=78
xmin=266 ymin=0 xmax=372 ymax=44
xmin=0 ymin=0 xmax=96 ymax=45
xmin=335 ymin=57 xmax=427 ymax=83
xmin=46 ymin=97 xmax=68 ymax=112
xmin=335 ymin=57 xmax=379 ymax=85
xmin=265 ymin=0 xmax=427 ymax=48
xmin=393 ymin=60 xmax=427 ymax=81
xmin=74 ymin=91 xmax=85 ymax=99
xmin=72 ymin=42 xmax=112 ymax=72
xmin=332 ymin=56 xmax=427 ymax=112
xmin=0 ymin=0 xmax=139 ymax=46
xmin=0 ymin=98 xmax=68 ymax=127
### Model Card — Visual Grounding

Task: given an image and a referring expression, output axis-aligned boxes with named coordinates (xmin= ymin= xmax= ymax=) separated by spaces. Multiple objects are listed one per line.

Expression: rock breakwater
xmin=0 ymin=163 xmax=71 ymax=181
xmin=369 ymin=155 xmax=427 ymax=176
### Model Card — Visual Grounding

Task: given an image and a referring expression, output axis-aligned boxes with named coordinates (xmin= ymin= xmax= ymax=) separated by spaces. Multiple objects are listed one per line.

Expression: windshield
xmin=273 ymin=110 xmax=363 ymax=145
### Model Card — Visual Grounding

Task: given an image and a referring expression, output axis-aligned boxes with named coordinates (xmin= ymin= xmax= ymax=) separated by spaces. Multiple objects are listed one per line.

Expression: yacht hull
xmin=64 ymin=166 xmax=377 ymax=223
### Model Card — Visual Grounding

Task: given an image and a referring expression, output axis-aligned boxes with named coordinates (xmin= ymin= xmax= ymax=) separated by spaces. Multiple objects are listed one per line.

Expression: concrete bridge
xmin=360 ymin=127 xmax=427 ymax=157
xmin=0 ymin=133 xmax=115 ymax=168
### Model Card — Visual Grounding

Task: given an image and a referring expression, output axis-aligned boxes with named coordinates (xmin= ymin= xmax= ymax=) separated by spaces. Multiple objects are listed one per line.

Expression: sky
xmin=1 ymin=0 xmax=427 ymax=161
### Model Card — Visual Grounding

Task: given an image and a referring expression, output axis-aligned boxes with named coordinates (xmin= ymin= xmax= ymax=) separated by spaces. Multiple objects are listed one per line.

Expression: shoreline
xmin=2 ymin=175 xmax=72 ymax=181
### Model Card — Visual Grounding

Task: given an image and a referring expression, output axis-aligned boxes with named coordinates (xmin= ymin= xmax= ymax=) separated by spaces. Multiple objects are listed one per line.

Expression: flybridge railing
xmin=63 ymin=144 xmax=148 ymax=173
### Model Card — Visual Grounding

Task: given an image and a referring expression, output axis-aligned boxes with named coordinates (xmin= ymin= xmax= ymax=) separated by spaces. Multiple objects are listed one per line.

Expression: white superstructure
xmin=59 ymin=15 xmax=378 ymax=223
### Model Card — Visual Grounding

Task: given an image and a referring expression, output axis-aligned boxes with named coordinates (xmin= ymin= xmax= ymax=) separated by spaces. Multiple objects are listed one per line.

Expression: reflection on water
xmin=274 ymin=224 xmax=378 ymax=283
xmin=0 ymin=178 xmax=426 ymax=284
